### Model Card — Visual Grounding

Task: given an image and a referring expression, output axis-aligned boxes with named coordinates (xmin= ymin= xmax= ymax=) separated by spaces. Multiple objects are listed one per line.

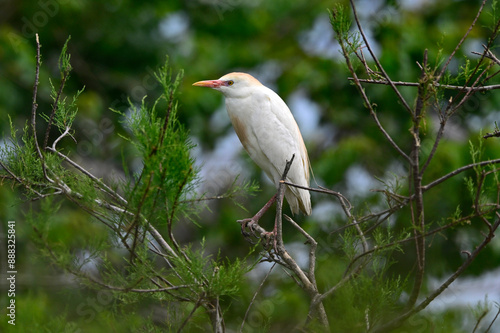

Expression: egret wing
xmin=246 ymin=87 xmax=311 ymax=214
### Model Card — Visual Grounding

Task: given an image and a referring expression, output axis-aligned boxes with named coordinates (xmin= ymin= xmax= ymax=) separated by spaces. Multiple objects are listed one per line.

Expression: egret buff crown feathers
xmin=193 ymin=72 xmax=312 ymax=216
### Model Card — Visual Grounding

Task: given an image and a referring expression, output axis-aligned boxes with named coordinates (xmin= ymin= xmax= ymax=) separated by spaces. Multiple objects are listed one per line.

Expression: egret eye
xmin=227 ymin=80 xmax=234 ymax=86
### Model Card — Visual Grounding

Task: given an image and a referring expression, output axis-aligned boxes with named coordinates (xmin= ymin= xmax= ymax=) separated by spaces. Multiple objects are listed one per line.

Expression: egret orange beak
xmin=193 ymin=80 xmax=226 ymax=88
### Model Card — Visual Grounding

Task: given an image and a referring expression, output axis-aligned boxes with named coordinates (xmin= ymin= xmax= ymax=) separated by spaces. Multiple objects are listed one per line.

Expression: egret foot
xmin=237 ymin=193 xmax=277 ymax=242
xmin=238 ymin=218 xmax=260 ymax=241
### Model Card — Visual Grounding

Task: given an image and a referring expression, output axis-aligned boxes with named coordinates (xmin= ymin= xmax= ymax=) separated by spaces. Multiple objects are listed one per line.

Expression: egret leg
xmin=238 ymin=193 xmax=277 ymax=239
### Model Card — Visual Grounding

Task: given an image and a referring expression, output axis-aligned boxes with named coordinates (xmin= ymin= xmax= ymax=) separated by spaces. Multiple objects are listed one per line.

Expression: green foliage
xmin=324 ymin=266 xmax=406 ymax=332
xmin=220 ymin=176 xmax=260 ymax=211
xmin=452 ymin=57 xmax=488 ymax=88
xmin=339 ymin=226 xmax=360 ymax=261
xmin=328 ymin=4 xmax=363 ymax=71
xmin=488 ymin=0 xmax=500 ymax=39
xmin=466 ymin=134 xmax=499 ymax=217
xmin=328 ymin=5 xmax=352 ymax=41
xmin=3 ymin=119 xmax=43 ymax=185
xmin=116 ymin=58 xmax=198 ymax=228
xmin=170 ymin=242 xmax=249 ymax=299
xmin=43 ymin=80 xmax=83 ymax=132
xmin=58 ymin=36 xmax=73 ymax=76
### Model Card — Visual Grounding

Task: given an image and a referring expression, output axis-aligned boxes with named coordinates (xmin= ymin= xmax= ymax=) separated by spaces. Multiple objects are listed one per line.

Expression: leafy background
xmin=1 ymin=0 xmax=500 ymax=331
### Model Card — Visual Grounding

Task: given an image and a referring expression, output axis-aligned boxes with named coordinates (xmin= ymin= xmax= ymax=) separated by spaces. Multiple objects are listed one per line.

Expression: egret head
xmin=193 ymin=72 xmax=263 ymax=98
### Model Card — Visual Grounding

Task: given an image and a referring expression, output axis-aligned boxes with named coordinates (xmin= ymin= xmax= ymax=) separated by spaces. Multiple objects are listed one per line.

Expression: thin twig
xmin=435 ymin=0 xmax=487 ymax=81
xmin=407 ymin=50 xmax=428 ymax=308
xmin=0 ymin=160 xmax=43 ymax=197
xmin=472 ymin=309 xmax=489 ymax=333
xmin=239 ymin=263 xmax=276 ymax=333
xmin=45 ymin=146 xmax=127 ymax=204
xmin=333 ymin=6 xmax=411 ymax=162
xmin=30 ymin=34 xmax=53 ymax=184
xmin=485 ymin=305 xmax=500 ymax=333
xmin=313 ymin=255 xmax=368 ymax=307
xmin=349 ymin=0 xmax=413 ymax=115
xmin=85 ymin=275 xmax=190 ymax=293
xmin=422 ymin=158 xmax=500 ymax=191
xmin=371 ymin=217 xmax=500 ymax=333
xmin=484 ymin=130 xmax=500 ymax=139
xmin=283 ymin=181 xmax=368 ymax=251
xmin=449 ymin=62 xmax=496 ymax=116
xmin=284 ymin=215 xmax=317 ymax=284
xmin=43 ymin=65 xmax=71 ymax=150
xmin=179 ymin=194 xmax=226 ymax=203
xmin=177 ymin=294 xmax=204 ymax=333
xmin=125 ymin=171 xmax=154 ymax=258
xmin=157 ymin=88 xmax=174 ymax=152
xmin=473 ymin=45 xmax=500 ymax=66
xmin=168 ymin=166 xmax=193 ymax=255
xmin=443 ymin=18 xmax=500 ymax=119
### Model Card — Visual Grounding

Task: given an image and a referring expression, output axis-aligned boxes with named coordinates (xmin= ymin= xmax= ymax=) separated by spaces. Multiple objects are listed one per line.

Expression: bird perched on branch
xmin=193 ymin=72 xmax=311 ymax=233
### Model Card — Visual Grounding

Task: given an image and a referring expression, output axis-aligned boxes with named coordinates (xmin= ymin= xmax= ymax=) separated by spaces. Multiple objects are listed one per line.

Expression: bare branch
xmin=484 ymin=130 xmax=500 ymax=139
xmin=422 ymin=158 xmax=500 ymax=191
xmin=349 ymin=0 xmax=413 ymax=115
xmin=352 ymin=78 xmax=500 ymax=92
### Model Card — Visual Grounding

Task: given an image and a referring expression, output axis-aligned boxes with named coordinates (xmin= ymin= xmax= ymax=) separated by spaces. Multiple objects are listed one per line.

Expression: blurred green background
xmin=1 ymin=0 xmax=500 ymax=331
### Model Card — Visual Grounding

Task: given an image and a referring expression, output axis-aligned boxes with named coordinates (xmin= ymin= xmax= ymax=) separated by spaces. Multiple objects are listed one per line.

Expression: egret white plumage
xmin=193 ymin=72 xmax=311 ymax=234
